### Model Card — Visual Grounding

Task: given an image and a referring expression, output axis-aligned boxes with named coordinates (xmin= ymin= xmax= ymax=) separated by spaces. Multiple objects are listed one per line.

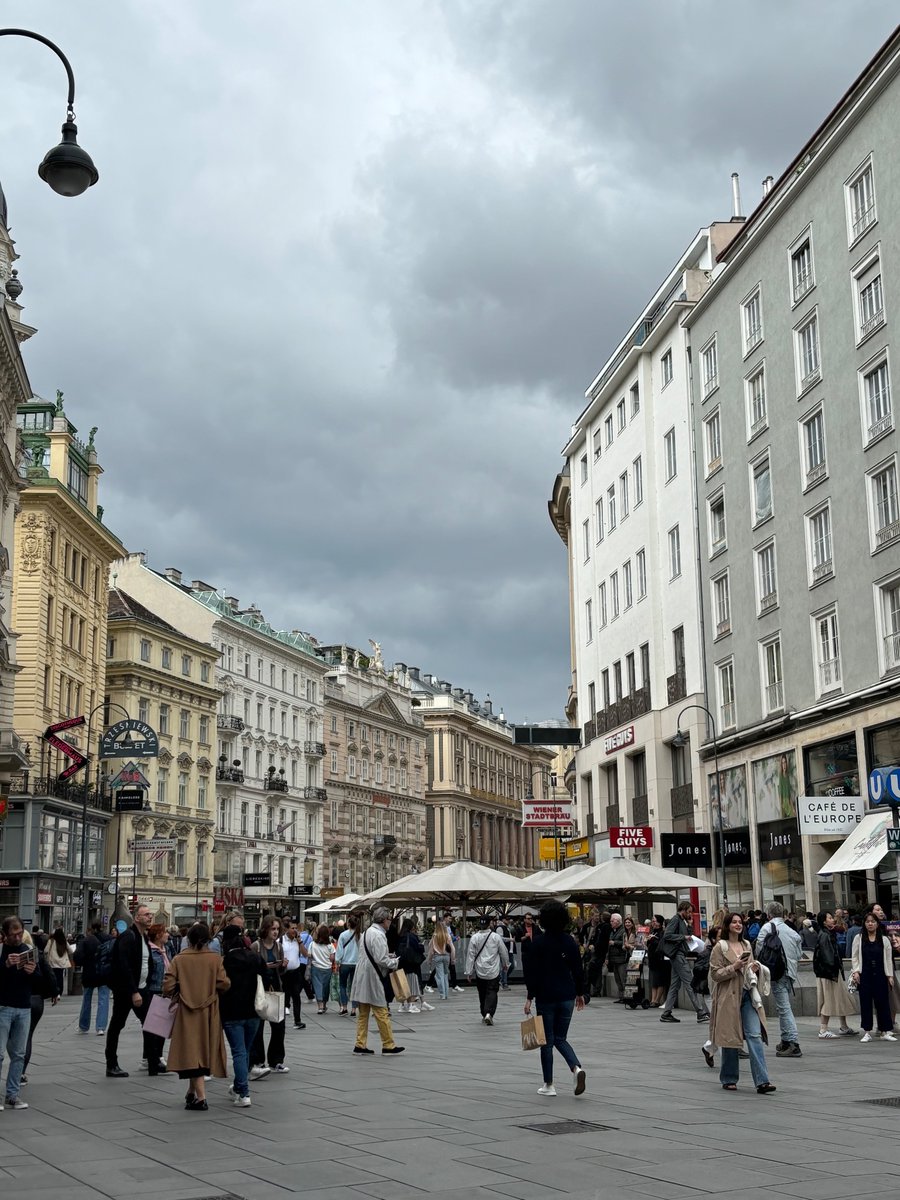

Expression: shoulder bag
xmin=364 ymin=930 xmax=411 ymax=1001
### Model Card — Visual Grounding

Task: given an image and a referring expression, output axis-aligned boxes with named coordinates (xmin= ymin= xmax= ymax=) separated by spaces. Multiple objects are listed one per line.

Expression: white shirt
xmin=137 ymin=935 xmax=149 ymax=989
xmin=465 ymin=930 xmax=509 ymax=980
xmin=310 ymin=942 xmax=334 ymax=970
xmin=283 ymin=936 xmax=302 ymax=972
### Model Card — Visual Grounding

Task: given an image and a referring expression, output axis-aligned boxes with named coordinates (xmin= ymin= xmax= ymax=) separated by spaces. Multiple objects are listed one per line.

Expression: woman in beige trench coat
xmin=163 ymin=923 xmax=230 ymax=1111
xmin=709 ymin=912 xmax=775 ymax=1095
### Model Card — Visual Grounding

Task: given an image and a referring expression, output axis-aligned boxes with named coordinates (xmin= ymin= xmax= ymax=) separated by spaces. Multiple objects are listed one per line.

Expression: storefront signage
xmin=869 ymin=766 xmax=900 ymax=807
xmin=99 ymin=719 xmax=159 ymax=760
xmin=130 ymin=838 xmax=176 ymax=853
xmin=564 ymin=837 xmax=591 ymax=862
xmin=887 ymin=829 xmax=900 ymax=853
xmin=243 ymin=873 xmax=271 ymax=888
xmin=0 ymin=878 xmax=11 ymax=887
xmin=109 ymin=763 xmax=151 ymax=789
xmin=758 ymin=818 xmax=799 ymax=863
xmin=213 ymin=885 xmax=244 ymax=908
xmin=604 ymin=726 xmax=635 ymax=755
xmin=661 ymin=833 xmax=712 ymax=868
xmin=115 ymin=789 xmax=145 ymax=813
xmin=798 ymin=794 xmax=864 ymax=835
xmin=539 ymin=836 xmax=561 ymax=861
xmin=37 ymin=890 xmax=52 ymax=904
xmin=722 ymin=827 xmax=752 ymax=866
xmin=521 ymin=798 xmax=574 ymax=828
xmin=609 ymin=825 xmax=653 ymax=849
xmin=288 ymin=884 xmax=315 ymax=896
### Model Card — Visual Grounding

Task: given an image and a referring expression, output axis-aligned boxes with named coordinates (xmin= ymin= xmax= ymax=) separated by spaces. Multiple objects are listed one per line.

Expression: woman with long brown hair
xmin=336 ymin=914 xmax=361 ymax=1017
xmin=248 ymin=915 xmax=288 ymax=1075
xmin=426 ymin=920 xmax=455 ymax=1000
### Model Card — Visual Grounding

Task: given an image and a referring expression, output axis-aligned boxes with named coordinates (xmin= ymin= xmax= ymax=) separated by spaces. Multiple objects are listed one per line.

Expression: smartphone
xmin=740 ymin=951 xmax=750 ymax=962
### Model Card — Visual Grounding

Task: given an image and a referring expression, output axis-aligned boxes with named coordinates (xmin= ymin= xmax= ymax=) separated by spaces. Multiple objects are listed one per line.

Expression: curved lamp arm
xmin=0 ymin=28 xmax=77 ymax=115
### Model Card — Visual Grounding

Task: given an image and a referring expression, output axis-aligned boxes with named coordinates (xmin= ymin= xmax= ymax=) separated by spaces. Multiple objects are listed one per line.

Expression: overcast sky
xmin=2 ymin=3 xmax=897 ymax=721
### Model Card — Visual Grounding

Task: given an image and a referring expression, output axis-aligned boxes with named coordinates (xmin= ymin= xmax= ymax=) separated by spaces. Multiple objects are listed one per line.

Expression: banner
xmin=521 ymin=798 xmax=573 ymax=828
xmin=798 ymin=794 xmax=864 ymax=835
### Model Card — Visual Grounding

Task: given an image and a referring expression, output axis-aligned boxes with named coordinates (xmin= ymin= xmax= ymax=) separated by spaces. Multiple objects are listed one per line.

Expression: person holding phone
xmin=708 ymin=912 xmax=775 ymax=1095
xmin=0 ymin=915 xmax=37 ymax=1109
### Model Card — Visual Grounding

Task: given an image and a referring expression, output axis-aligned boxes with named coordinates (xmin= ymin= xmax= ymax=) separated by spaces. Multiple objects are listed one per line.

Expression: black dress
xmin=646 ymin=932 xmax=671 ymax=990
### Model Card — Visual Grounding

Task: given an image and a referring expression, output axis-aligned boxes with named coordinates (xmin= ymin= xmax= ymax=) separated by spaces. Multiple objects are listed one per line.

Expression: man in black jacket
xmin=584 ymin=911 xmax=611 ymax=997
xmin=104 ymin=905 xmax=155 ymax=1078
xmin=659 ymin=900 xmax=709 ymax=1024
xmin=77 ymin=922 xmax=111 ymax=1035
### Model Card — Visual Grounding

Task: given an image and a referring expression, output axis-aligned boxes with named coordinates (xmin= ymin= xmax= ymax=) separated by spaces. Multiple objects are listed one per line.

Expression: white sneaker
xmin=399 ymin=1002 xmax=409 ymax=1012
xmin=408 ymin=1005 xmax=421 ymax=1014
xmin=484 ymin=1014 xmax=493 ymax=1026
xmin=860 ymin=1031 xmax=873 ymax=1042
xmin=139 ymin=1059 xmax=148 ymax=1070
xmin=274 ymin=1064 xmax=290 ymax=1073
xmin=573 ymin=1067 xmax=586 ymax=1095
xmin=248 ymin=1066 xmax=271 ymax=1080
xmin=881 ymin=1032 xmax=897 ymax=1041
xmin=421 ymin=1001 xmax=435 ymax=1011
xmin=453 ymin=986 xmax=465 ymax=993
xmin=537 ymin=1084 xmax=557 ymax=1096
xmin=233 ymin=1095 xmax=252 ymax=1107
xmin=818 ymin=1030 xmax=838 ymax=1039
xmin=424 ymin=986 xmax=435 ymax=993
xmin=5 ymin=1099 xmax=28 ymax=1110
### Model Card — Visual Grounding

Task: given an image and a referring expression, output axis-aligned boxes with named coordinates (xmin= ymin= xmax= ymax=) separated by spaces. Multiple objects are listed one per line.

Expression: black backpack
xmin=93 ymin=938 xmax=115 ymax=983
xmin=756 ymin=923 xmax=787 ymax=982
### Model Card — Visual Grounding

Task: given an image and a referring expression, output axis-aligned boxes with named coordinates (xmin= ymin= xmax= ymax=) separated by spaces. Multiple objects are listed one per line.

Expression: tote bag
xmin=520 ymin=1014 xmax=546 ymax=1051
xmin=255 ymin=975 xmax=286 ymax=1023
xmin=143 ymin=994 xmax=179 ymax=1039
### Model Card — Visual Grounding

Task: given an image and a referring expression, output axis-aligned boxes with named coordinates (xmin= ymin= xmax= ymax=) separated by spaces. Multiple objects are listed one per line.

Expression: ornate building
xmin=320 ymin=646 xmax=428 ymax=895
xmin=105 ymin=589 xmax=221 ymax=926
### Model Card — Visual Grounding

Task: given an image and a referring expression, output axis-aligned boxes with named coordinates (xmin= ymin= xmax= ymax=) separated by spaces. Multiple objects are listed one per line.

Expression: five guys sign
xmin=44 ymin=716 xmax=87 ymax=781
xmin=609 ymin=825 xmax=654 ymax=849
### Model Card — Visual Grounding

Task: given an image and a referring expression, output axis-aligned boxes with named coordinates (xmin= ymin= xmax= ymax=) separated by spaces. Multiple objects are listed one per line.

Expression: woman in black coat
xmin=646 ymin=914 xmax=671 ymax=1008
xmin=23 ymin=948 xmax=60 ymax=1082
xmin=523 ymin=900 xmax=586 ymax=1098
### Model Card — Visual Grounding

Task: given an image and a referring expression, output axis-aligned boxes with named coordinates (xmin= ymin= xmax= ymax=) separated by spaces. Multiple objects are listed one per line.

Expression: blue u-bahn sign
xmin=868 ymin=766 xmax=900 ymax=807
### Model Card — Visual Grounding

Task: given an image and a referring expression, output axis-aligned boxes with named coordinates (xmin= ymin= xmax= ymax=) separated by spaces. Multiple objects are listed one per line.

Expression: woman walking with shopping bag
xmin=248 ymin=916 xmax=289 ymax=1075
xmin=522 ymin=900 xmax=586 ymax=1098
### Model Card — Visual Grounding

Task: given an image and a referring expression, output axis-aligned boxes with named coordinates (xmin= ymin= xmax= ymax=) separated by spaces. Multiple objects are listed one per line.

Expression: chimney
xmin=483 ymin=695 xmax=493 ymax=715
xmin=225 ymin=596 xmax=239 ymax=612
xmin=408 ymin=667 xmax=420 ymax=681
xmin=191 ymin=579 xmax=216 ymax=592
xmin=164 ymin=567 xmax=182 ymax=584
xmin=452 ymin=687 xmax=464 ymax=700
xmin=464 ymin=690 xmax=474 ymax=705
xmin=395 ymin=661 xmax=406 ymax=674
xmin=441 ymin=681 xmax=452 ymax=694
xmin=762 ymin=175 xmax=775 ymax=197
xmin=731 ymin=172 xmax=743 ymax=219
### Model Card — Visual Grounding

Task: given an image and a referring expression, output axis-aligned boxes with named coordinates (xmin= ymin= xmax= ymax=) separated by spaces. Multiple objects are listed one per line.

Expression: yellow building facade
xmin=105 ymin=589 xmax=222 ymax=926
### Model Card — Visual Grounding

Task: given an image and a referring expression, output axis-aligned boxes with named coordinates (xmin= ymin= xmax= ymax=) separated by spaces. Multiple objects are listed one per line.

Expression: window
xmin=585 ymin=599 xmax=593 ymax=643
xmin=717 ymin=660 xmax=736 ymax=729
xmin=791 ymin=235 xmax=814 ymax=303
xmin=743 ymin=287 xmax=763 ymax=353
xmin=807 ymin=504 xmax=833 ymax=583
xmin=630 ymin=382 xmax=640 ymax=418
xmin=636 ymin=549 xmax=647 ymax=599
xmin=854 ymin=248 xmax=884 ymax=341
xmin=159 ymin=704 xmax=170 ymax=734
xmin=140 ymin=638 xmax=151 ymax=663
xmin=199 ymin=715 xmax=209 ymax=744
xmin=617 ymin=398 xmax=626 ymax=431
xmin=668 ymin=525 xmax=681 ymax=580
xmin=862 ymin=357 xmax=892 ymax=442
xmin=746 ymin=366 xmax=767 ymax=436
xmin=157 ymin=769 xmax=168 ymax=805
xmin=598 ymin=412 xmax=611 ymax=450
xmin=613 ymin=661 xmax=622 ymax=701
xmin=67 ymin=457 xmax=88 ymax=504
xmin=161 ymin=647 xmax=172 ymax=669
xmin=869 ymin=460 xmax=900 ymax=549
xmin=814 ymin=609 xmax=842 ymax=693
xmin=846 ymin=158 xmax=876 ymax=242
xmin=179 ymin=709 xmax=190 ymax=738
xmin=588 ymin=682 xmax=596 ymax=716
xmin=762 ymin=637 xmax=784 ymax=713
xmin=200 ymin=661 xmax=210 ymax=682
xmin=176 ymin=840 xmax=186 ymax=877
xmin=178 ymin=771 xmax=188 ymax=807
xmin=664 ymin=428 xmax=677 ymax=481
xmin=659 ymin=348 xmax=673 ymax=387
xmin=801 ymin=407 xmax=827 ymax=487
xmin=601 ymin=669 xmax=610 ymax=708
xmin=595 ymin=497 xmax=604 ymax=543
xmin=592 ymin=428 xmax=602 ymax=461
xmin=709 ymin=494 xmax=726 ymax=555
xmin=198 ymin=776 xmax=208 ymax=810
xmin=610 ymin=571 xmax=620 ymax=619
xmin=582 ymin=519 xmax=591 ymax=562
xmin=878 ymin=578 xmax=900 ymax=672
xmin=607 ymin=485 xmax=617 ymax=531
xmin=619 ymin=472 xmax=629 ymax=519
xmin=623 ymin=560 xmax=633 ymax=609
xmin=640 ymin=643 xmax=650 ymax=691
xmin=626 ymin=652 xmax=636 ymax=696
xmin=713 ymin=571 xmax=731 ymax=637
xmin=138 ymin=697 xmax=150 ymax=724
xmin=580 ymin=454 xmax=588 ymax=484
xmin=181 ymin=654 xmax=192 ymax=677
xmin=752 ymin=457 xmax=772 ymax=524
xmin=795 ymin=312 xmax=820 ymax=391
xmin=701 ymin=338 xmax=718 ymax=396
xmin=598 ymin=582 xmax=607 ymax=627
xmin=704 ymin=410 xmax=722 ymax=474
xmin=633 ymin=455 xmax=643 ymax=505
xmin=756 ymin=541 xmax=778 ymax=613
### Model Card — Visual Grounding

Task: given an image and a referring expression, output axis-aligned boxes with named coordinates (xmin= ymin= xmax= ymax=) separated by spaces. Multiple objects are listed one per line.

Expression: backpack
xmin=756 ymin=923 xmax=787 ymax=982
xmin=93 ymin=938 xmax=115 ymax=983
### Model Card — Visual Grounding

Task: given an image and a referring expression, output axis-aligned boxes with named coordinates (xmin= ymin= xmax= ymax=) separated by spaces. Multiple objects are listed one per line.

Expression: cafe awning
xmin=817 ymin=810 xmax=893 ymax=874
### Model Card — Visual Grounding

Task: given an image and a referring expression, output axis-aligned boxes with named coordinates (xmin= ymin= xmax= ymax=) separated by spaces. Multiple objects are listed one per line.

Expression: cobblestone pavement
xmin=1 ymin=989 xmax=899 ymax=1200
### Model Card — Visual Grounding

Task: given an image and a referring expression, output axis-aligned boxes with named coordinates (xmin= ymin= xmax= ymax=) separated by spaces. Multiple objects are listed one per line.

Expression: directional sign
xmin=44 ymin=717 xmax=88 ymax=782
xmin=131 ymin=837 xmax=176 ymax=853
xmin=99 ymin=719 xmax=159 ymax=760
xmin=46 ymin=716 xmax=86 ymax=735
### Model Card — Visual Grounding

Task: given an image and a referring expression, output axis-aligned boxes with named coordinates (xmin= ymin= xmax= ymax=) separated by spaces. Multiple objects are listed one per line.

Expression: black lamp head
xmin=672 ymin=729 xmax=688 ymax=749
xmin=38 ymin=117 xmax=98 ymax=196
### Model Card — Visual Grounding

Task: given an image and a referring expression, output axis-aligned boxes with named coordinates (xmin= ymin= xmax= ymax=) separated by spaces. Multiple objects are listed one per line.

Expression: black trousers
xmin=105 ymin=987 xmax=163 ymax=1070
xmin=860 ymin=968 xmax=893 ymax=1032
xmin=250 ymin=1018 xmax=285 ymax=1068
xmin=283 ymin=969 xmax=304 ymax=1026
xmin=476 ymin=976 xmax=500 ymax=1018
xmin=24 ymin=995 xmax=44 ymax=1071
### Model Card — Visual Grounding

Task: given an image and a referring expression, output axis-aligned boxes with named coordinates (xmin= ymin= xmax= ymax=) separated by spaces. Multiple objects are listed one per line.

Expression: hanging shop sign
xmin=721 ymin=826 xmax=752 ymax=866
xmin=45 ymin=716 xmax=88 ymax=781
xmin=243 ymin=873 xmax=272 ymax=888
xmin=758 ymin=817 xmax=799 ymax=863
xmin=798 ymin=794 xmax=864 ymax=835
xmin=114 ymin=789 xmax=145 ymax=813
xmin=109 ymin=763 xmax=152 ymax=789
xmin=99 ymin=720 xmax=159 ymax=760
xmin=521 ymin=798 xmax=574 ymax=828
xmin=660 ymin=833 xmax=712 ymax=869
xmin=564 ymin=837 xmax=591 ymax=862
xmin=868 ymin=766 xmax=900 ymax=807
xmin=609 ymin=825 xmax=653 ymax=850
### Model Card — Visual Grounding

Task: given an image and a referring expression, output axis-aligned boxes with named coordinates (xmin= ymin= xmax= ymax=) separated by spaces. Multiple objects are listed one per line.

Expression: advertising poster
xmin=752 ymin=750 xmax=799 ymax=823
xmin=708 ymin=764 xmax=748 ymax=830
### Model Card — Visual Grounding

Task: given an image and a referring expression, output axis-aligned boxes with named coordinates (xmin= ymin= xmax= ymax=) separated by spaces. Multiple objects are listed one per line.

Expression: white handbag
xmin=254 ymin=974 xmax=285 ymax=1023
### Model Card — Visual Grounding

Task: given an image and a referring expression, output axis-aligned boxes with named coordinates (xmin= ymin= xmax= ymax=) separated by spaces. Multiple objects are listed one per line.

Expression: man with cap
xmin=465 ymin=916 xmax=510 ymax=1026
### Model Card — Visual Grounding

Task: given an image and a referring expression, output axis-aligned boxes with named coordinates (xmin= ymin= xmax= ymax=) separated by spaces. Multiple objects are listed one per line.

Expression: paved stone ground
xmin=2 ymin=989 xmax=899 ymax=1200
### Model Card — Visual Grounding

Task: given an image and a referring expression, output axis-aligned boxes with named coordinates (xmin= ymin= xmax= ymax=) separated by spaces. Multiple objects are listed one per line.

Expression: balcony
xmin=818 ymin=657 xmax=842 ymax=693
xmin=217 ymin=715 xmax=245 ymax=734
xmin=605 ymin=803 xmax=620 ymax=830
xmin=670 ymin=782 xmax=694 ymax=818
xmin=765 ymin=681 xmax=784 ymax=712
xmin=263 ymin=776 xmax=289 ymax=793
xmin=304 ymin=740 xmax=325 ymax=757
xmin=876 ymin=519 xmax=900 ymax=549
xmin=304 ymin=786 xmax=327 ymax=802
xmin=10 ymin=775 xmax=114 ymax=812
xmin=885 ymin=633 xmax=900 ymax=671
xmin=666 ymin=669 xmax=686 ymax=706
xmin=632 ymin=794 xmax=649 ymax=825
xmin=374 ymin=834 xmax=397 ymax=856
xmin=868 ymin=414 xmax=892 ymax=442
xmin=806 ymin=461 xmax=827 ymax=487
xmin=216 ymin=765 xmax=245 ymax=784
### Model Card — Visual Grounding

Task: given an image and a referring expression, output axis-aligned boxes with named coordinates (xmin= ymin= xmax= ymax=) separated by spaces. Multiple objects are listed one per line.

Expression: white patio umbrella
xmin=302 ymin=893 xmax=364 ymax=915
xmin=542 ymin=856 xmax=716 ymax=896
xmin=519 ymin=863 xmax=596 ymax=891
xmin=359 ymin=860 xmax=541 ymax=906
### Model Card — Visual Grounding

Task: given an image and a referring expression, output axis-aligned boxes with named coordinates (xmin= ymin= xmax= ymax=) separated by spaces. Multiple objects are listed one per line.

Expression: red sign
xmin=213 ymin=900 xmax=225 ymax=914
xmin=46 ymin=716 xmax=86 ymax=734
xmin=610 ymin=825 xmax=654 ymax=849
xmin=604 ymin=726 xmax=635 ymax=755
xmin=37 ymin=890 xmax=52 ymax=904
xmin=213 ymin=885 xmax=244 ymax=909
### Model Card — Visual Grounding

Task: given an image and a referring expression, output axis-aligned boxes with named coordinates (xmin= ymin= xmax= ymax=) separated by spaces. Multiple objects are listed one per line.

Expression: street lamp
xmin=672 ymin=704 xmax=727 ymax=910
xmin=0 ymin=28 xmax=99 ymax=196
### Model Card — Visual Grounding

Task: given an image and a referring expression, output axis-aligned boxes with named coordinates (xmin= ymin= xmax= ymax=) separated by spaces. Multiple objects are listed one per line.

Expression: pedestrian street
xmin=3 ymin=989 xmax=900 ymax=1200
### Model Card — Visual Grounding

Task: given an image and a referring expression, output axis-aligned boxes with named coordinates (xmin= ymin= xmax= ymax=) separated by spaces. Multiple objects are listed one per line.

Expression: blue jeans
xmin=720 ymin=992 xmax=769 ymax=1087
xmin=339 ymin=965 xmax=356 ymax=1009
xmin=537 ymin=998 xmax=581 ymax=1085
xmin=770 ymin=976 xmax=798 ymax=1044
xmin=79 ymin=985 xmax=110 ymax=1032
xmin=223 ymin=1017 xmax=260 ymax=1098
xmin=0 ymin=1006 xmax=30 ymax=1100
xmin=311 ymin=966 xmax=332 ymax=1004
xmin=433 ymin=954 xmax=450 ymax=999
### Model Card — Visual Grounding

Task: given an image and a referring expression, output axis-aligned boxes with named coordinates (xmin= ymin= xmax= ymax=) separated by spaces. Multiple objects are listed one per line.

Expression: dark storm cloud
xmin=0 ymin=2 xmax=895 ymax=719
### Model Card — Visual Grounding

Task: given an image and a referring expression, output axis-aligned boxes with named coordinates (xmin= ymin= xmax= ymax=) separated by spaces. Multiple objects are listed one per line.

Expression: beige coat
xmin=162 ymin=948 xmax=230 ymax=1077
xmin=709 ymin=938 xmax=768 ymax=1050
xmin=851 ymin=932 xmax=894 ymax=978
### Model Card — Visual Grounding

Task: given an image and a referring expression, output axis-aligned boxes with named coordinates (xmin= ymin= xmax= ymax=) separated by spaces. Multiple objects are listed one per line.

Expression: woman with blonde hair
xmin=426 ymin=920 xmax=455 ymax=1000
